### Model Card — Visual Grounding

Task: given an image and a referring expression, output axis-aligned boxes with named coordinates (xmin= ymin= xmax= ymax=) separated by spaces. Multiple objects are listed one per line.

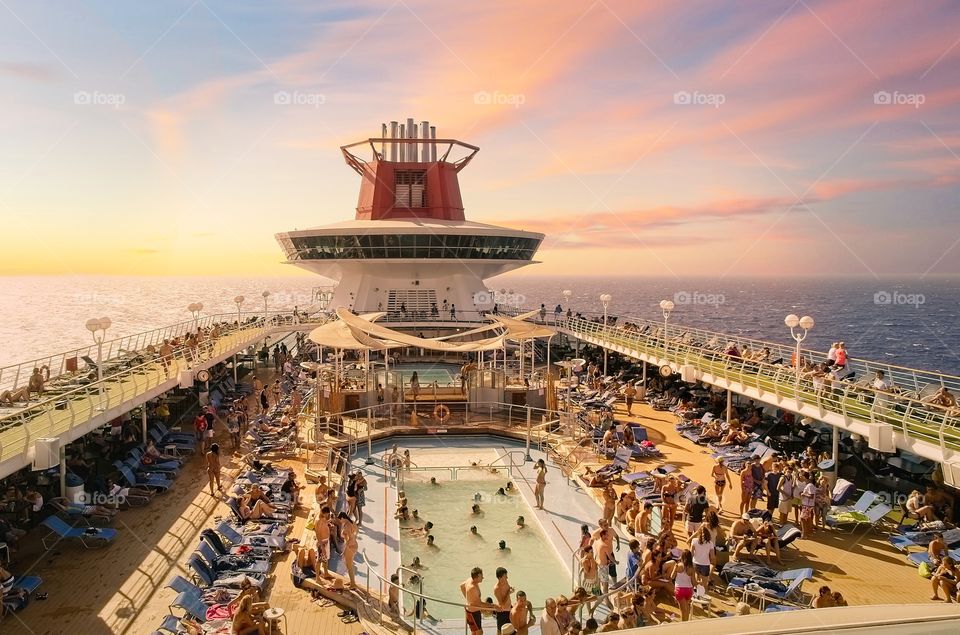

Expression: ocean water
xmin=0 ymin=275 xmax=957 ymax=375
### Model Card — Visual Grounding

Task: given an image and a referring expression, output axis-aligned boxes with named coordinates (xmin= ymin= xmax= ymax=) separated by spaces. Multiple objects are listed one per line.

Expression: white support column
xmin=726 ymin=390 xmax=733 ymax=422
xmin=142 ymin=407 xmax=148 ymax=443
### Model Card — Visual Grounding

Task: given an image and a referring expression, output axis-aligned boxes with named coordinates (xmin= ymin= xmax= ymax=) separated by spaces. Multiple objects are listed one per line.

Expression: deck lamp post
xmin=785 ymin=314 xmax=815 ymax=391
xmin=85 ymin=316 xmax=111 ymax=405
xmin=600 ymin=293 xmax=612 ymax=377
xmin=261 ymin=290 xmax=271 ymax=316
xmin=187 ymin=302 xmax=203 ymax=332
xmin=233 ymin=296 xmax=245 ymax=382
xmin=659 ymin=299 xmax=674 ymax=359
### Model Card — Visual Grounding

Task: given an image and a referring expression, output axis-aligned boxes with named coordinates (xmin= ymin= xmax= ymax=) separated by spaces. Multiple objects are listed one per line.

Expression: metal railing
xmin=0 ymin=315 xmax=333 ymax=475
xmin=0 ymin=309 xmax=330 ymax=394
xmin=553 ymin=315 xmax=960 ymax=456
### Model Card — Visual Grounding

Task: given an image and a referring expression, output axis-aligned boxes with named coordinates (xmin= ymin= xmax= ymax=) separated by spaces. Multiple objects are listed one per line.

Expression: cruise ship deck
xmin=2 ymin=369 xmax=950 ymax=634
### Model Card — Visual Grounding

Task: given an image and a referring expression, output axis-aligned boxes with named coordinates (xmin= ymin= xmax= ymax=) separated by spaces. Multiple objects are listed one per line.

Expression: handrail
xmin=556 ymin=315 xmax=960 ymax=457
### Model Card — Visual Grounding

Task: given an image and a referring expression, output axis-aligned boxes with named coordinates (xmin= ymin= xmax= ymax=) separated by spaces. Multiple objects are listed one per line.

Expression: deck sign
xmin=427 ymin=428 xmax=448 ymax=434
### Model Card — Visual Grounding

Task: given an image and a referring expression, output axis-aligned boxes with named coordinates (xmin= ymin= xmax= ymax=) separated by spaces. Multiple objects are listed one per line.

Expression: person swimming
xmin=410 ymin=557 xmax=425 ymax=569
xmin=506 ymin=482 xmax=515 ymax=492
xmin=426 ymin=535 xmax=437 ymax=548
xmin=472 ymin=503 xmax=483 ymax=515
xmin=474 ymin=492 xmax=483 ymax=502
xmin=516 ymin=516 xmax=526 ymax=530
xmin=495 ymin=487 xmax=506 ymax=496
xmin=498 ymin=540 xmax=510 ymax=552
xmin=470 ymin=525 xmax=480 ymax=536
xmin=429 ymin=477 xmax=440 ymax=486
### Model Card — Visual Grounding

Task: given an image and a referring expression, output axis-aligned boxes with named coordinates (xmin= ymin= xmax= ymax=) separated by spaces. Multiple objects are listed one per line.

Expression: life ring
xmin=433 ymin=404 xmax=451 ymax=421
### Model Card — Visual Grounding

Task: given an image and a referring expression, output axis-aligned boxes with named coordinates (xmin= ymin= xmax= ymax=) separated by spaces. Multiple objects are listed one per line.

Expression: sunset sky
xmin=2 ymin=0 xmax=959 ymax=278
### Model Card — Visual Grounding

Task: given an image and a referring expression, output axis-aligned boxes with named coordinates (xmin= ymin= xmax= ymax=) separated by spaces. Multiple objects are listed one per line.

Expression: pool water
xmin=398 ymin=474 xmax=571 ymax=620
xmin=379 ymin=362 xmax=461 ymax=388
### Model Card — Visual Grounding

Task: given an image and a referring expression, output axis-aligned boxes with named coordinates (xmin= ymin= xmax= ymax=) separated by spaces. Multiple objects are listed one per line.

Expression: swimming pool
xmin=378 ymin=362 xmax=462 ymax=388
xmin=398 ymin=472 xmax=571 ymax=620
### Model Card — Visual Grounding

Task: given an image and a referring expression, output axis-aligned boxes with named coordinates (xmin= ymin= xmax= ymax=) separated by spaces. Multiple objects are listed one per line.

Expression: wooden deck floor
xmin=1 ymin=396 xmax=949 ymax=634
xmin=561 ymin=400 xmax=945 ymax=611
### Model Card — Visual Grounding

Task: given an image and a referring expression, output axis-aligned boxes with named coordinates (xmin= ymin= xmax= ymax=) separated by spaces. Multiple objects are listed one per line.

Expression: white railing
xmin=0 ymin=315 xmax=331 ymax=475
xmin=553 ymin=315 xmax=960 ymax=454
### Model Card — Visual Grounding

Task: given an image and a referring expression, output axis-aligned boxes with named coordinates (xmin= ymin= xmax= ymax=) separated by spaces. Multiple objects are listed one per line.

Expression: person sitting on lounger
xmin=0 ymin=386 xmax=31 ymax=406
xmin=730 ymin=515 xmax=758 ymax=562
xmin=907 ymin=490 xmax=937 ymax=523
xmin=232 ymin=594 xmax=266 ymax=635
xmin=238 ymin=496 xmax=277 ymax=520
xmin=144 ymin=438 xmax=178 ymax=462
xmin=718 ymin=424 xmax=749 ymax=446
xmin=27 ymin=366 xmax=48 ymax=399
xmin=925 ymin=387 xmax=958 ymax=409
xmin=698 ymin=421 xmax=723 ymax=442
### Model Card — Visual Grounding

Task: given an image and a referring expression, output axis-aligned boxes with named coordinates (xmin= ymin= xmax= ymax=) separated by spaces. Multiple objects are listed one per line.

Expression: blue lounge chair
xmin=48 ymin=496 xmax=113 ymax=525
xmin=171 ymin=591 xmax=208 ymax=622
xmin=121 ymin=457 xmax=179 ymax=479
xmin=829 ymin=490 xmax=878 ymax=515
xmin=41 ymin=516 xmax=117 ymax=549
xmin=187 ymin=555 xmax=266 ymax=589
xmin=156 ymin=614 xmax=186 ymax=635
xmin=201 ymin=528 xmax=271 ymax=560
xmin=907 ymin=548 xmax=960 ymax=567
xmin=216 ymin=521 xmax=286 ymax=551
xmin=197 ymin=541 xmax=270 ymax=574
xmin=593 ymin=446 xmax=633 ymax=481
xmin=148 ymin=429 xmax=196 ymax=454
xmin=117 ymin=465 xmax=171 ymax=492
xmin=736 ymin=567 xmax=814 ymax=609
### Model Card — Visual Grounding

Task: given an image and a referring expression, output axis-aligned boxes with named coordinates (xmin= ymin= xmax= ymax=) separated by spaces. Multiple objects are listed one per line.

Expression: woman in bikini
xmin=338 ymin=511 xmax=359 ymax=588
xmin=712 ymin=457 xmax=730 ymax=511
xmin=661 ymin=476 xmax=680 ymax=532
xmin=739 ymin=463 xmax=754 ymax=516
xmin=931 ymin=556 xmax=959 ymax=602
xmin=673 ymin=549 xmax=696 ymax=622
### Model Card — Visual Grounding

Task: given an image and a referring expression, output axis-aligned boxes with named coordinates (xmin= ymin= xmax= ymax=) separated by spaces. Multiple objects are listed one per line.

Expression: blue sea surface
xmin=0 ymin=275 xmax=957 ymax=376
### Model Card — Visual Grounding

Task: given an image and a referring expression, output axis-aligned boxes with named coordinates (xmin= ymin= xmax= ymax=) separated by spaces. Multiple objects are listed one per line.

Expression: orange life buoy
xmin=433 ymin=404 xmax=450 ymax=421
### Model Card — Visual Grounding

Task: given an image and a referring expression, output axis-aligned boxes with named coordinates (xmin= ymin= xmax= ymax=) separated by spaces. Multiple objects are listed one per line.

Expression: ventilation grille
xmin=395 ymin=170 xmax=427 ymax=208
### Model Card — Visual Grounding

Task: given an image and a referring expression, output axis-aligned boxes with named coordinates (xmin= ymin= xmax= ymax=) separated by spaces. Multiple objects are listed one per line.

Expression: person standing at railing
xmin=493 ymin=567 xmax=513 ymax=634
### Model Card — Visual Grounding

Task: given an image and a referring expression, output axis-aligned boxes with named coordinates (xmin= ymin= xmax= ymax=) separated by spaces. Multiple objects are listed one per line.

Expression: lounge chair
xmin=197 ymin=541 xmax=270 ymax=575
xmin=825 ymin=503 xmax=891 ymax=531
xmin=592 ymin=446 xmax=634 ymax=481
xmin=830 ymin=478 xmax=857 ymax=506
xmin=155 ymin=613 xmax=187 ymax=635
xmin=200 ymin=528 xmax=271 ymax=560
xmin=888 ymin=527 xmax=960 ymax=552
xmin=216 ymin=521 xmax=286 ymax=552
xmin=906 ymin=548 xmax=960 ymax=567
xmin=48 ymin=496 xmax=114 ymax=525
xmin=171 ymin=591 xmax=208 ymax=622
xmin=41 ymin=516 xmax=117 ymax=549
xmin=829 ymin=490 xmax=878 ymax=516
xmin=777 ymin=524 xmax=803 ymax=552
xmin=735 ymin=567 xmax=814 ymax=610
xmin=225 ymin=497 xmax=289 ymax=525
xmin=148 ymin=428 xmax=196 ymax=454
xmin=119 ymin=457 xmax=179 ymax=479
xmin=117 ymin=465 xmax=171 ymax=493
xmin=187 ymin=555 xmax=266 ymax=589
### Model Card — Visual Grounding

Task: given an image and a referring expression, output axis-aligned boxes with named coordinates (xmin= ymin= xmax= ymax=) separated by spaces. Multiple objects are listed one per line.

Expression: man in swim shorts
xmin=314 ymin=505 xmax=332 ymax=578
xmin=460 ymin=566 xmax=498 ymax=634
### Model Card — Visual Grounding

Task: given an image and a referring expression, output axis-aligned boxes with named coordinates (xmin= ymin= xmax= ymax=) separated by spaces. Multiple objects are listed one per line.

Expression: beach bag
xmin=919 ymin=562 xmax=932 ymax=579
